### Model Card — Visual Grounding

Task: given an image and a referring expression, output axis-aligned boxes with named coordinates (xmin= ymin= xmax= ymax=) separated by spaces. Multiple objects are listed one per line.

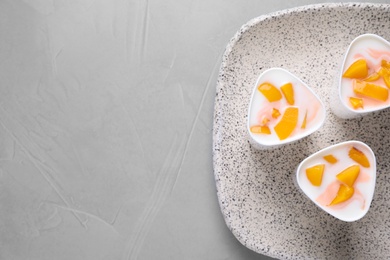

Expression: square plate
xmin=213 ymin=3 xmax=390 ymax=259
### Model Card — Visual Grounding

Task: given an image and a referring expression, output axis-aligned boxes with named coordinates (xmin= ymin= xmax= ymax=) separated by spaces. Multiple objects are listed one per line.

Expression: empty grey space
xmin=0 ymin=0 xmax=389 ymax=260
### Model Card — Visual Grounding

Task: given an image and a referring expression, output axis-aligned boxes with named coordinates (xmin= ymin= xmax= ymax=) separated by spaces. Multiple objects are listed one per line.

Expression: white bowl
xmin=332 ymin=34 xmax=390 ymax=119
xmin=247 ymin=68 xmax=326 ymax=149
xmin=296 ymin=140 xmax=376 ymax=222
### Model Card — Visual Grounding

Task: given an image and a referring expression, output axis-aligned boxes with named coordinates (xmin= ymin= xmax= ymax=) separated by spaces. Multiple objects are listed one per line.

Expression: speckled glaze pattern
xmin=213 ymin=3 xmax=390 ymax=260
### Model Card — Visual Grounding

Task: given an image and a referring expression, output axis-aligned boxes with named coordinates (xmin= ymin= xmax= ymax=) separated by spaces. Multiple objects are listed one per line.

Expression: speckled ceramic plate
xmin=213 ymin=3 xmax=390 ymax=260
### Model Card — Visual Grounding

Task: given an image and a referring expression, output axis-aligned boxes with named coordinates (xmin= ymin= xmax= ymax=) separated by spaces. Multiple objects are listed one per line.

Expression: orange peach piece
xmin=250 ymin=125 xmax=271 ymax=135
xmin=262 ymin=117 xmax=270 ymax=125
xmin=379 ymin=67 xmax=390 ymax=89
xmin=258 ymin=82 xmax=282 ymax=102
xmin=343 ymin=59 xmax=368 ymax=79
xmin=274 ymin=107 xmax=299 ymax=140
xmin=381 ymin=59 xmax=390 ymax=69
xmin=349 ymin=147 xmax=370 ymax=168
xmin=301 ymin=110 xmax=307 ymax=129
xmin=329 ymin=184 xmax=354 ymax=206
xmin=323 ymin=154 xmax=338 ymax=164
xmin=280 ymin=82 xmax=294 ymax=105
xmin=349 ymin=97 xmax=364 ymax=109
xmin=306 ymin=164 xmax=325 ymax=186
xmin=336 ymin=165 xmax=360 ymax=187
xmin=353 ymin=80 xmax=388 ymax=101
xmin=364 ymin=72 xmax=380 ymax=82
xmin=272 ymin=108 xmax=281 ymax=119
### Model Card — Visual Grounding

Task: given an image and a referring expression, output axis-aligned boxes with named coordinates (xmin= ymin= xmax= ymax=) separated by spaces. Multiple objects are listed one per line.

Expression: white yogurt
xmin=296 ymin=141 xmax=376 ymax=222
xmin=247 ymin=68 xmax=325 ymax=149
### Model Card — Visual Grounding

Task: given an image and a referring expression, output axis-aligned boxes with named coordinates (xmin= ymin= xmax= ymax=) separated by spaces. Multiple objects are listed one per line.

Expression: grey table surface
xmin=1 ymin=1 xmax=389 ymax=260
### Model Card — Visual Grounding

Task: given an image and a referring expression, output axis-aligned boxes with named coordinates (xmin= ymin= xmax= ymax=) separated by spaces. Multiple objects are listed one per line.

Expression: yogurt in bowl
xmin=296 ymin=141 xmax=376 ymax=222
xmin=247 ymin=68 xmax=326 ymax=149
xmin=332 ymin=34 xmax=390 ymax=118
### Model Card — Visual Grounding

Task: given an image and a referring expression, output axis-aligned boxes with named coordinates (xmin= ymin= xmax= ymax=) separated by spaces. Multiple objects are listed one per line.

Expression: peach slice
xmin=300 ymin=110 xmax=307 ymax=129
xmin=323 ymin=154 xmax=338 ymax=164
xmin=353 ymin=80 xmax=388 ymax=101
xmin=329 ymin=184 xmax=354 ymax=206
xmin=280 ymin=82 xmax=294 ymax=105
xmin=336 ymin=165 xmax=360 ymax=187
xmin=296 ymin=141 xmax=376 ymax=222
xmin=258 ymin=82 xmax=282 ymax=102
xmin=305 ymin=164 xmax=325 ymax=186
xmin=250 ymin=125 xmax=271 ymax=135
xmin=343 ymin=59 xmax=368 ymax=79
xmin=379 ymin=67 xmax=390 ymax=89
xmin=349 ymin=97 xmax=364 ymax=109
xmin=364 ymin=72 xmax=380 ymax=82
xmin=349 ymin=147 xmax=370 ymax=167
xmin=274 ymin=107 xmax=298 ymax=140
xmin=261 ymin=117 xmax=270 ymax=125
xmin=381 ymin=59 xmax=390 ymax=69
xmin=271 ymin=108 xmax=281 ymax=119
